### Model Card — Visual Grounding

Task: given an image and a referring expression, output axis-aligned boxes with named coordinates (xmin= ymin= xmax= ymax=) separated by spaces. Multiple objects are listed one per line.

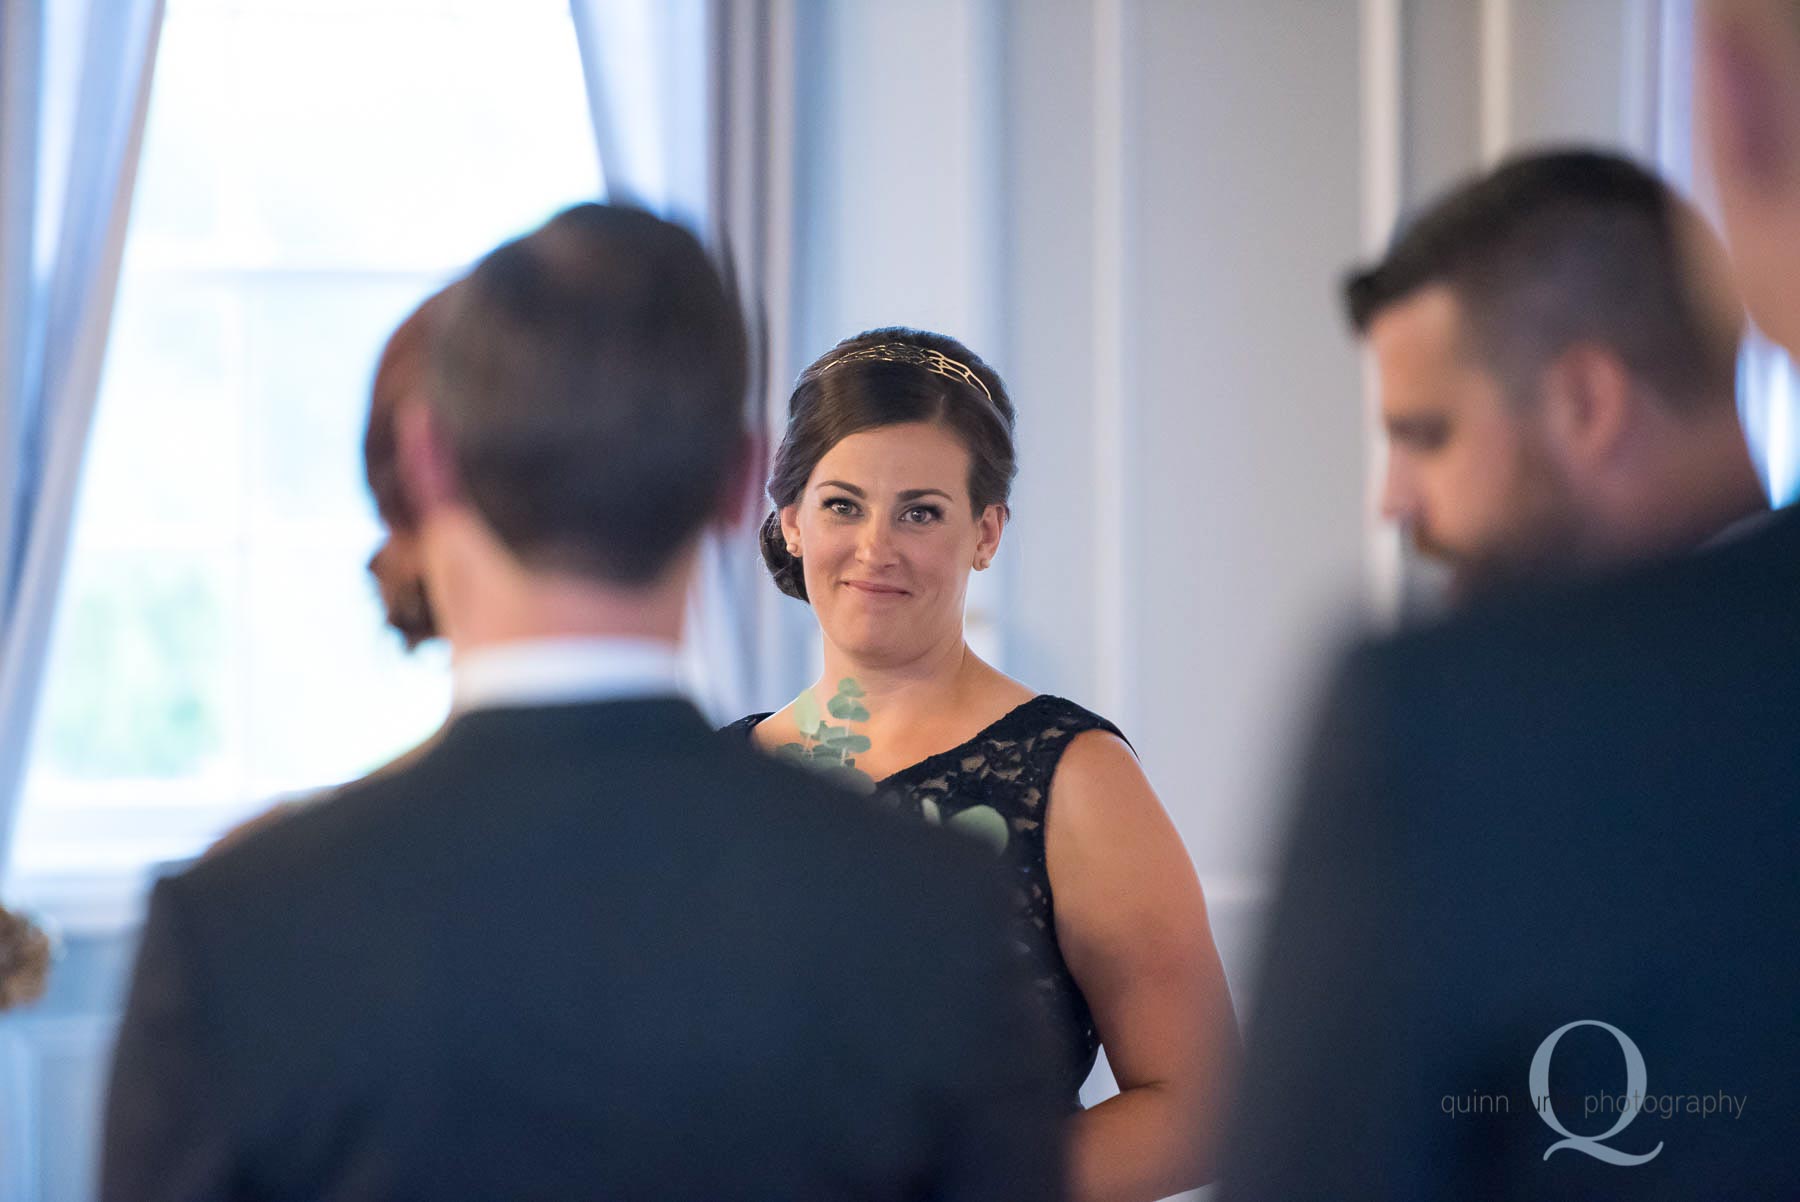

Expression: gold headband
xmin=819 ymin=343 xmax=994 ymax=402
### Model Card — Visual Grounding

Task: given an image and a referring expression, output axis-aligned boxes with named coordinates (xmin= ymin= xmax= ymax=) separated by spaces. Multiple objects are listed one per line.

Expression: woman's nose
xmin=855 ymin=521 xmax=896 ymax=564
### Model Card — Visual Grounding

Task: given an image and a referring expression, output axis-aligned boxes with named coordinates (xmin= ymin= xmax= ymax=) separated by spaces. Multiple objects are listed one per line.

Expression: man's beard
xmin=1416 ymin=518 xmax=1584 ymax=608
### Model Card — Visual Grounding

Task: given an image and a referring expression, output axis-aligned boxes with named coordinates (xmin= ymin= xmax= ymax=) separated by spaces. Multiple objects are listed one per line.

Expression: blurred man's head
xmin=1702 ymin=0 xmax=1800 ymax=358
xmin=398 ymin=204 xmax=750 ymax=646
xmin=1345 ymin=149 xmax=1756 ymax=604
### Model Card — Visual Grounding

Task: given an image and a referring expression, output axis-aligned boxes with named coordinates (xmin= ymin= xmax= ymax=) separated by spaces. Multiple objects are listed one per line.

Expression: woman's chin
xmin=823 ymin=623 xmax=936 ymax=667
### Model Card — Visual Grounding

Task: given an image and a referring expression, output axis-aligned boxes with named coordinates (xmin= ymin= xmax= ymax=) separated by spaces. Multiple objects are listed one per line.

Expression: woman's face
xmin=781 ymin=421 xmax=1003 ymax=666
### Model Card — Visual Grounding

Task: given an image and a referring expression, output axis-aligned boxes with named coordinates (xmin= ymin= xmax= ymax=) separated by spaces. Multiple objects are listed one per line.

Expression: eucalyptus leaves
xmin=778 ymin=678 xmax=876 ymax=794
xmin=777 ymin=679 xmax=1011 ymax=857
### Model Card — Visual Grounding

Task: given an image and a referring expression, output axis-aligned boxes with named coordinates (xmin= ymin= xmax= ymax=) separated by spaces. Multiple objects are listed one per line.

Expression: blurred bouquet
xmin=0 ymin=904 xmax=52 ymax=1012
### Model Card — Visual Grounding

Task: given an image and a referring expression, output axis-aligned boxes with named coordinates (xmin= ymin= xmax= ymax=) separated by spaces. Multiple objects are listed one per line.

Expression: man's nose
xmin=1379 ymin=458 xmax=1420 ymax=526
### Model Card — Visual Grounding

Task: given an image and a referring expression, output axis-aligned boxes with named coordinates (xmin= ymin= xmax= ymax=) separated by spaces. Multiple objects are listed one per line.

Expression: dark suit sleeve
xmin=933 ymin=864 xmax=1068 ymax=1202
xmin=101 ymin=878 xmax=239 ymax=1202
xmin=1221 ymin=644 xmax=1410 ymax=1202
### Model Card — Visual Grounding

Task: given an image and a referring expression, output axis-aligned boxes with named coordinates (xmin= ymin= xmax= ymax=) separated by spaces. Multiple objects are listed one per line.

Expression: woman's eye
xmin=901 ymin=505 xmax=944 ymax=524
xmin=823 ymin=497 xmax=859 ymax=517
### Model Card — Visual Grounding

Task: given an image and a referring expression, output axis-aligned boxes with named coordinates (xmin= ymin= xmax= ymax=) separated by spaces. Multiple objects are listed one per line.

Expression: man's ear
xmin=713 ymin=431 xmax=762 ymax=530
xmin=395 ymin=401 xmax=460 ymax=519
xmin=1540 ymin=343 xmax=1633 ymax=468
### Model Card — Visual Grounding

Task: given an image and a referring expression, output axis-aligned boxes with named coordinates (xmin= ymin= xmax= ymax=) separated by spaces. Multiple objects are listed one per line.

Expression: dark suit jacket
xmin=1226 ymin=510 xmax=1800 ymax=1201
xmin=102 ymin=698 xmax=1064 ymax=1201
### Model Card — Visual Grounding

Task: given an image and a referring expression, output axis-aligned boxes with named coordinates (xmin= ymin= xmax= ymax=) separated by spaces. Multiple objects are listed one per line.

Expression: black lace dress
xmin=724 ymin=694 xmax=1124 ymax=1109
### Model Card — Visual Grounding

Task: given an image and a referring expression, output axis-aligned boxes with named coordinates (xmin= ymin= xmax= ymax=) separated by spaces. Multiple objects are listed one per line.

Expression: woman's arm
xmin=1048 ymin=731 xmax=1242 ymax=1202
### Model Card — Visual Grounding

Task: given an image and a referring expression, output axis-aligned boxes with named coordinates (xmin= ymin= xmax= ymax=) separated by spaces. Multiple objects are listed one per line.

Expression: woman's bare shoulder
xmin=742 ymin=701 xmax=799 ymax=752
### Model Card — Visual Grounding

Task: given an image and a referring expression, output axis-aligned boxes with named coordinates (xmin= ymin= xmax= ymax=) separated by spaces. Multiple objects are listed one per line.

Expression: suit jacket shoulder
xmin=1227 ymin=511 xmax=1800 ymax=1200
xmin=106 ymin=697 xmax=1066 ymax=1202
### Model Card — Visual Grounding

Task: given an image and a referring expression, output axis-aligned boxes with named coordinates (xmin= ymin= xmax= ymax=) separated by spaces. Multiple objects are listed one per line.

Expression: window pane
xmin=246 ymin=278 xmax=438 ymax=534
xmin=33 ymin=550 xmax=235 ymax=782
xmin=125 ymin=8 xmax=230 ymax=256
xmin=15 ymin=0 xmax=602 ymax=886
xmin=245 ymin=543 xmax=449 ymax=795
xmin=77 ymin=279 xmax=241 ymax=535
xmin=229 ymin=5 xmax=600 ymax=269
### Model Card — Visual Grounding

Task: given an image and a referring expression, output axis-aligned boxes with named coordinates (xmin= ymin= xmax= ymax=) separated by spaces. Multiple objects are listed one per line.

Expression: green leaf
xmin=837 ymin=678 xmax=865 ymax=698
xmin=947 ymin=805 xmax=1010 ymax=855
xmin=775 ymin=742 xmax=808 ymax=763
xmin=793 ymin=690 xmax=823 ymax=738
xmin=827 ymin=695 xmax=871 ymax=722
xmin=823 ymin=732 xmax=872 ymax=755
xmin=816 ymin=723 xmax=846 ymax=743
xmin=806 ymin=743 xmax=843 ymax=764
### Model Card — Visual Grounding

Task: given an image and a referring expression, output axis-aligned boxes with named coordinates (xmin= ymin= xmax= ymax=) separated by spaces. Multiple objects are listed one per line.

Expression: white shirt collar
xmin=452 ymin=637 xmax=686 ymax=713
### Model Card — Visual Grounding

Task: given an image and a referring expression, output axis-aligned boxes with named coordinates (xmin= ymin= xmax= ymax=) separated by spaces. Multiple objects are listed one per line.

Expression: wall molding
xmin=1359 ymin=0 xmax=1404 ymax=622
xmin=1479 ymin=0 xmax=1514 ymax=162
xmin=1091 ymin=0 xmax=1134 ymax=728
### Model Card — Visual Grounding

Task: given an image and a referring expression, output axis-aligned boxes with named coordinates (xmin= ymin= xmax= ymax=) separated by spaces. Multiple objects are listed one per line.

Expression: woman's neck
xmin=813 ymin=630 xmax=981 ymax=729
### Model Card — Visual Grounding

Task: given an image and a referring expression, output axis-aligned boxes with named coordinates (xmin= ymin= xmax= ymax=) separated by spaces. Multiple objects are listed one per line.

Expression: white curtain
xmin=0 ymin=0 xmax=165 ymax=882
xmin=1653 ymin=0 xmax=1800 ymax=505
xmin=570 ymin=0 xmax=815 ymax=722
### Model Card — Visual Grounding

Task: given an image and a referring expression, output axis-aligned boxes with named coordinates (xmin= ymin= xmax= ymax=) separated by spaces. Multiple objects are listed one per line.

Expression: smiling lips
xmin=842 ymin=580 xmax=910 ymax=597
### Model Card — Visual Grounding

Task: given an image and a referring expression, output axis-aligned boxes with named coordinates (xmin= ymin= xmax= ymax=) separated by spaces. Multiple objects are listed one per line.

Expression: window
xmin=1739 ymin=334 xmax=1800 ymax=506
xmin=11 ymin=0 xmax=600 ymax=896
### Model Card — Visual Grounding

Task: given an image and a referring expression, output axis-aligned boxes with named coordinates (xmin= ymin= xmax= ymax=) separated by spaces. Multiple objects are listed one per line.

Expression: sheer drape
xmin=571 ymin=0 xmax=814 ymax=720
xmin=0 ymin=0 xmax=164 ymax=881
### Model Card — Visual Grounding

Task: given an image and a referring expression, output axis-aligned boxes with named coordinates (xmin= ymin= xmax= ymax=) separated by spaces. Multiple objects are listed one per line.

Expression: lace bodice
xmin=725 ymin=694 xmax=1125 ymax=1107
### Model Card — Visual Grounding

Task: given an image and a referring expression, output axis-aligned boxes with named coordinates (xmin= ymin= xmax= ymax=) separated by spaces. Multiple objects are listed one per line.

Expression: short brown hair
xmin=431 ymin=204 xmax=749 ymax=584
xmin=1345 ymin=149 xmax=1743 ymax=414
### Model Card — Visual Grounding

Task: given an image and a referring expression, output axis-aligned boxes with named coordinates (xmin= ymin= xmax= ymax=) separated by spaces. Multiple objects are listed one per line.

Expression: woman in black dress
xmin=727 ymin=328 xmax=1240 ymax=1202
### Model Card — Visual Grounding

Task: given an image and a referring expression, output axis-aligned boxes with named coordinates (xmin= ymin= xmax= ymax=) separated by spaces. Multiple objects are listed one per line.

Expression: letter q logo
xmin=1530 ymin=1019 xmax=1663 ymax=1166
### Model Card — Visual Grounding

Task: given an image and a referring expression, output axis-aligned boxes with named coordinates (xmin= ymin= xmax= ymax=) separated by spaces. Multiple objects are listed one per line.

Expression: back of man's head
xmin=1345 ymin=149 xmax=1743 ymax=413
xmin=430 ymin=204 xmax=748 ymax=585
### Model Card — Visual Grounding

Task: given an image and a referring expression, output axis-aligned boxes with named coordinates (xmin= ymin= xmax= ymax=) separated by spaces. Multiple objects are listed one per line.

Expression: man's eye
xmin=1391 ymin=424 xmax=1449 ymax=452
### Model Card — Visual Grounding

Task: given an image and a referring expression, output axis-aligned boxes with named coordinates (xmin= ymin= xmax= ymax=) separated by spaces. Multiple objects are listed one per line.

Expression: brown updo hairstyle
xmin=363 ymin=286 xmax=457 ymax=649
xmin=760 ymin=327 xmax=1017 ymax=602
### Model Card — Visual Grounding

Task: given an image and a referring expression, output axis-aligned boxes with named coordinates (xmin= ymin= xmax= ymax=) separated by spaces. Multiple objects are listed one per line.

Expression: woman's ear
xmin=778 ymin=502 xmax=803 ymax=557
xmin=973 ymin=504 xmax=1007 ymax=570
